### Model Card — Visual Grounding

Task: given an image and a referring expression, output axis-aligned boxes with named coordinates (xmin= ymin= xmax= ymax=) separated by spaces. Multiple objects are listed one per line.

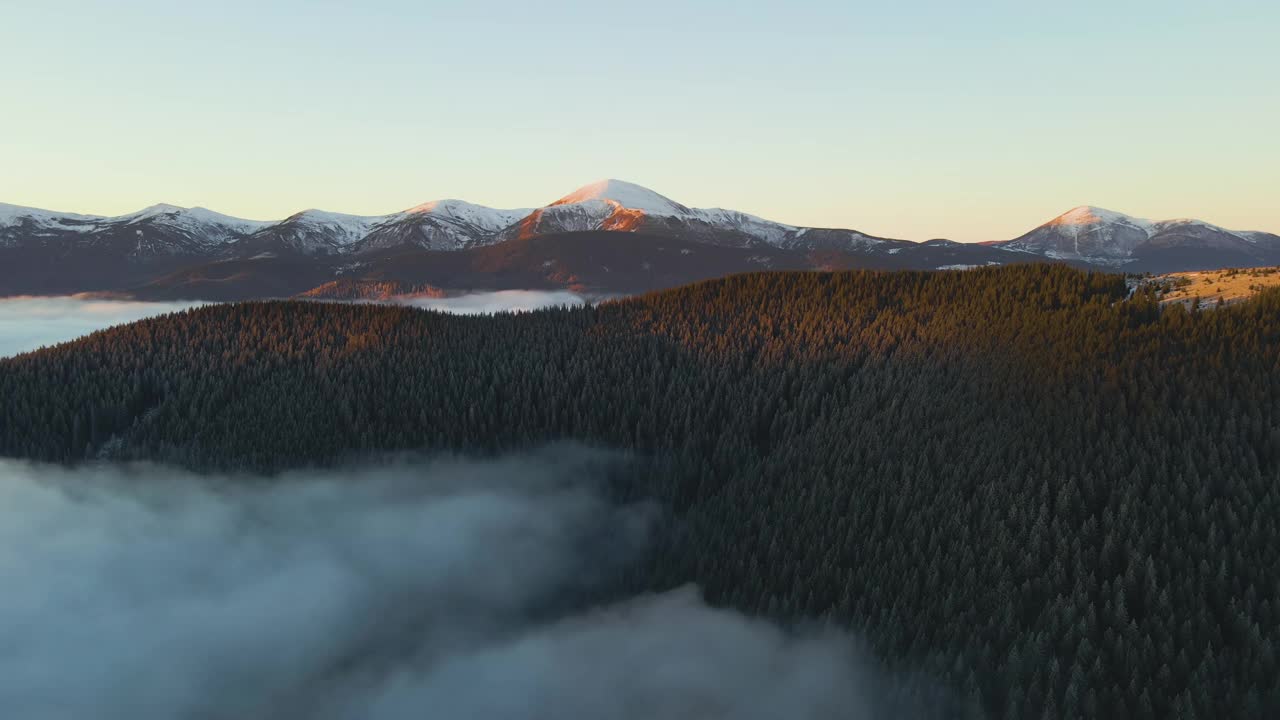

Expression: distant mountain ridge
xmin=0 ymin=180 xmax=891 ymax=256
xmin=997 ymin=205 xmax=1280 ymax=269
xmin=2 ymin=182 xmax=1276 ymax=299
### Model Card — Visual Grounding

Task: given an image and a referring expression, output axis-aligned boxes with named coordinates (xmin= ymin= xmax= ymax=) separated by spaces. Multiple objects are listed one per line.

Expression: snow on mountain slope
xmin=690 ymin=207 xmax=796 ymax=246
xmin=0 ymin=204 xmax=97 ymax=248
xmin=1151 ymin=218 xmax=1256 ymax=243
xmin=550 ymin=179 xmax=692 ymax=216
xmin=5 ymin=188 xmax=1276 ymax=269
xmin=1242 ymin=230 xmax=1280 ymax=247
xmin=0 ymin=181 xmax=997 ymax=258
xmin=290 ymin=209 xmax=385 ymax=236
xmin=999 ymin=206 xmax=1280 ymax=267
xmin=1 ymin=202 xmax=271 ymax=239
xmin=1001 ymin=206 xmax=1157 ymax=263
xmin=1049 ymin=206 xmax=1155 ymax=233
xmin=0 ymin=202 xmax=102 ymax=228
xmin=502 ymin=179 xmax=884 ymax=250
xmin=0 ymin=202 xmax=272 ymax=254
xmin=116 ymin=205 xmax=273 ymax=247
xmin=236 ymin=209 xmax=388 ymax=255
xmin=161 ymin=206 xmax=271 ymax=234
xmin=511 ymin=201 xmax=634 ymax=241
xmin=352 ymin=200 xmax=532 ymax=253
xmin=503 ymin=180 xmax=685 ymax=241
xmin=401 ymin=199 xmax=530 ymax=233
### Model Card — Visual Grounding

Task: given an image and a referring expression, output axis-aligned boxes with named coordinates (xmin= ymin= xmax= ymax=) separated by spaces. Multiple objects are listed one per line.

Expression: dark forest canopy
xmin=4 ymin=264 xmax=1280 ymax=718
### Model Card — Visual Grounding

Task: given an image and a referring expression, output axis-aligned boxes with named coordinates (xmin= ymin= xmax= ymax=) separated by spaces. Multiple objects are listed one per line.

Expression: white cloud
xmin=395 ymin=290 xmax=587 ymax=314
xmin=0 ymin=296 xmax=205 ymax=358
xmin=0 ymin=449 xmax=957 ymax=719
xmin=0 ymin=292 xmax=597 ymax=358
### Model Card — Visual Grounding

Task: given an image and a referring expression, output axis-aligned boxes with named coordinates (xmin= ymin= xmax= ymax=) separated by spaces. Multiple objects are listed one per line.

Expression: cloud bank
xmin=395 ymin=290 xmax=588 ymax=315
xmin=0 ymin=449 xmax=957 ymax=719
xmin=0 ymin=292 xmax=596 ymax=358
xmin=0 ymin=296 xmax=205 ymax=357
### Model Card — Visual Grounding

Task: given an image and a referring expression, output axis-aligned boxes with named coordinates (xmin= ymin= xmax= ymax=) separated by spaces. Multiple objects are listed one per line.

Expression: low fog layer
xmin=0 ymin=297 xmax=205 ymax=357
xmin=0 ymin=449 xmax=954 ymax=719
xmin=0 ymin=292 xmax=591 ymax=358
xmin=396 ymin=290 xmax=588 ymax=314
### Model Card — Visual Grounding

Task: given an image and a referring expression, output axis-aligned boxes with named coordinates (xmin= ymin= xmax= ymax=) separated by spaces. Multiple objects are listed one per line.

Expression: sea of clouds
xmin=394 ymin=290 xmax=589 ymax=315
xmin=0 ymin=448 xmax=957 ymax=719
xmin=0 ymin=291 xmax=591 ymax=358
xmin=0 ymin=296 xmax=206 ymax=358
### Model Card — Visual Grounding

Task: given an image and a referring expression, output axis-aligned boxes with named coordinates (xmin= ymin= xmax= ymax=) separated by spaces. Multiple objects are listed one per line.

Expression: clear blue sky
xmin=3 ymin=0 xmax=1276 ymax=241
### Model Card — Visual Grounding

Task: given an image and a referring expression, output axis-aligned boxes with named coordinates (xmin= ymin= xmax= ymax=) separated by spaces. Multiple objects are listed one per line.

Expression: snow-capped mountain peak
xmin=498 ymin=179 xmax=879 ymax=250
xmin=284 ymin=209 xmax=387 ymax=239
xmin=122 ymin=203 xmax=186 ymax=219
xmin=403 ymin=199 xmax=482 ymax=214
xmin=3 ymin=181 xmax=884 ymax=256
xmin=288 ymin=209 xmax=382 ymax=223
xmin=1153 ymin=217 xmax=1245 ymax=237
xmin=237 ymin=209 xmax=387 ymax=254
xmin=1 ymin=201 xmax=268 ymax=234
xmin=998 ymin=205 xmax=1280 ymax=266
xmin=401 ymin=199 xmax=530 ymax=232
xmin=1000 ymin=206 xmax=1159 ymax=263
xmin=0 ymin=201 xmax=270 ymax=253
xmin=344 ymin=200 xmax=532 ymax=254
xmin=0 ymin=202 xmax=101 ymax=228
xmin=116 ymin=204 xmax=272 ymax=235
xmin=1047 ymin=206 xmax=1154 ymax=233
xmin=9 ymin=186 xmax=1273 ymax=269
xmin=550 ymin=179 xmax=691 ymax=217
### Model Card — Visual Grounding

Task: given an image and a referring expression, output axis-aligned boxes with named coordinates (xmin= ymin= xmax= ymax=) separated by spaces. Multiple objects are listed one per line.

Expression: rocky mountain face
xmin=1 ymin=184 xmax=1275 ymax=299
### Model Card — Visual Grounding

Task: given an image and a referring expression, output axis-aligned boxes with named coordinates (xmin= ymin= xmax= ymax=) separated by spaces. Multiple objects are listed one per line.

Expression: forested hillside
xmin=4 ymin=265 xmax=1280 ymax=718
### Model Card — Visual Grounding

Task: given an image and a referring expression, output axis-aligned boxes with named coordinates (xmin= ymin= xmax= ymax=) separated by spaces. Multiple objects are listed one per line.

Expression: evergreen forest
xmin=4 ymin=265 xmax=1279 ymax=718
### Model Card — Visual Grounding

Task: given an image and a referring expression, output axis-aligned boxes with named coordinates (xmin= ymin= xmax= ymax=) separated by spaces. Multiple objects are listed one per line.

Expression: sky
xmin=2 ymin=0 xmax=1276 ymax=242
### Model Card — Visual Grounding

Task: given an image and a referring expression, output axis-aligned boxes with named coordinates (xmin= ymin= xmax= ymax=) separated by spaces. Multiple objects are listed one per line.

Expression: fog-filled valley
xmin=394 ymin=289 xmax=588 ymax=314
xmin=0 ymin=297 xmax=208 ymax=358
xmin=0 ymin=291 xmax=588 ymax=358
xmin=5 ymin=265 xmax=1280 ymax=718
xmin=0 ymin=449 xmax=953 ymax=720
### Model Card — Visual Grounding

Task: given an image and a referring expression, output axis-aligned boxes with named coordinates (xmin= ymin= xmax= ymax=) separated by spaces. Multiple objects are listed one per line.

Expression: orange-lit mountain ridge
xmin=3 ymin=184 xmax=1280 ymax=298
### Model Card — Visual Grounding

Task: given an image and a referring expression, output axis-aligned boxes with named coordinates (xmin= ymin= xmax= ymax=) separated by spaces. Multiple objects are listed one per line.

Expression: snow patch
xmin=551 ymin=180 xmax=689 ymax=216
xmin=1050 ymin=206 xmax=1154 ymax=233
xmin=400 ymin=200 xmax=531 ymax=232
xmin=1152 ymin=218 xmax=1257 ymax=242
xmin=118 ymin=204 xmax=272 ymax=236
xmin=0 ymin=203 xmax=102 ymax=232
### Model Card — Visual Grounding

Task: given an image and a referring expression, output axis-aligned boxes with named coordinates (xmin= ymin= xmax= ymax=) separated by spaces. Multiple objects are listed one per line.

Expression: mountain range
xmin=2 ymin=180 xmax=1276 ymax=300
